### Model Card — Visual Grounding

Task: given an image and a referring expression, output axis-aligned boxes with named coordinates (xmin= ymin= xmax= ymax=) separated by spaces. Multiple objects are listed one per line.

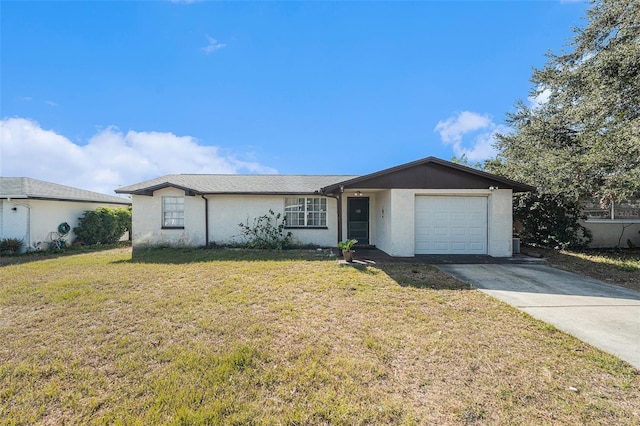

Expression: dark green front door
xmin=347 ymin=197 xmax=369 ymax=245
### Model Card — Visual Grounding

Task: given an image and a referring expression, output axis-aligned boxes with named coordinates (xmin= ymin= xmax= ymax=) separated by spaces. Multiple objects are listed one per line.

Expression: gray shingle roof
xmin=0 ymin=177 xmax=131 ymax=204
xmin=115 ymin=174 xmax=360 ymax=195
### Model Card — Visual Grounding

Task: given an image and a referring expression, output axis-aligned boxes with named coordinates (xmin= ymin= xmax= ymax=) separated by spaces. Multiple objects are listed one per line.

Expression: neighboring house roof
xmin=115 ymin=174 xmax=360 ymax=196
xmin=0 ymin=177 xmax=131 ymax=205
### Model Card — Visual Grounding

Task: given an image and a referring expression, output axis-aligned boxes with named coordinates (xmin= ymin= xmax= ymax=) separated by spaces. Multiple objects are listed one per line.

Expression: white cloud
xmin=0 ymin=117 xmax=276 ymax=195
xmin=434 ymin=111 xmax=492 ymax=144
xmin=201 ymin=35 xmax=226 ymax=54
xmin=433 ymin=111 xmax=504 ymax=161
xmin=44 ymin=100 xmax=59 ymax=107
xmin=528 ymin=87 xmax=551 ymax=109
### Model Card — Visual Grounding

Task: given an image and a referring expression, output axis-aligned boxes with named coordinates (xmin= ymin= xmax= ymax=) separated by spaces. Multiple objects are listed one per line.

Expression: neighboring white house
xmin=116 ymin=157 xmax=534 ymax=257
xmin=0 ymin=177 xmax=131 ymax=251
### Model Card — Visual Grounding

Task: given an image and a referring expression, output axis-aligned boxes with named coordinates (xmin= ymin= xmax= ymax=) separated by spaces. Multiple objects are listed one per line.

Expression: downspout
xmin=337 ymin=188 xmax=343 ymax=243
xmin=319 ymin=187 xmax=343 ymax=244
xmin=201 ymin=195 xmax=209 ymax=248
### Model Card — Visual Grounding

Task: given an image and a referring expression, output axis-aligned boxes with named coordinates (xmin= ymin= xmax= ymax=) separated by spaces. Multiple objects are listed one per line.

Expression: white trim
xmin=162 ymin=196 xmax=185 ymax=227
xmin=284 ymin=197 xmax=327 ymax=228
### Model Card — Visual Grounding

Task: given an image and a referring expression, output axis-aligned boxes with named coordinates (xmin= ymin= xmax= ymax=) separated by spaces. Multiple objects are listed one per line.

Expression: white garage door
xmin=415 ymin=196 xmax=487 ymax=254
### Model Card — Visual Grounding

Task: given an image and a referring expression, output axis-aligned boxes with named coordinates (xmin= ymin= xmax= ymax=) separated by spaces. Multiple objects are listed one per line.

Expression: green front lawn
xmin=1 ymin=248 xmax=638 ymax=424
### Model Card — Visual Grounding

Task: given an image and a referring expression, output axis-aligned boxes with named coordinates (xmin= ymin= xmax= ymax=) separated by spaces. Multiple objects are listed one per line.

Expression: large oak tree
xmin=495 ymin=0 xmax=639 ymax=205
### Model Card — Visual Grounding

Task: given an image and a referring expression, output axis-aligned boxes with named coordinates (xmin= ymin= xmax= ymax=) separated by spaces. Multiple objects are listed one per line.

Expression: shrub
xmin=237 ymin=210 xmax=293 ymax=250
xmin=74 ymin=207 xmax=132 ymax=245
xmin=513 ymin=193 xmax=592 ymax=249
xmin=0 ymin=238 xmax=24 ymax=255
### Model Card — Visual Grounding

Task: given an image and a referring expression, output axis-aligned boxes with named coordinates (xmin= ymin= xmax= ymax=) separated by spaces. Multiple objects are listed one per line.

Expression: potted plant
xmin=337 ymin=239 xmax=358 ymax=262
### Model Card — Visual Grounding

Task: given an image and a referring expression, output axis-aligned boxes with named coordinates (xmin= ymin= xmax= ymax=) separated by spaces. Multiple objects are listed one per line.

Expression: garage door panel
xmin=451 ymin=198 xmax=467 ymax=208
xmin=468 ymin=227 xmax=484 ymax=236
xmin=432 ymin=198 xmax=449 ymax=207
xmin=415 ymin=196 xmax=487 ymax=255
xmin=451 ymin=212 xmax=466 ymax=222
xmin=432 ymin=212 xmax=448 ymax=222
xmin=451 ymin=227 xmax=466 ymax=236
xmin=433 ymin=227 xmax=449 ymax=236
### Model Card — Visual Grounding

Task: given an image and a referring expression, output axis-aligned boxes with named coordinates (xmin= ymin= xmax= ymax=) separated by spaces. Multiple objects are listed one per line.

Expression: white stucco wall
xmin=130 ymin=186 xmax=515 ymax=256
xmin=387 ymin=190 xmax=416 ymax=256
xmin=373 ymin=190 xmax=393 ymax=254
xmin=486 ymin=189 xmax=514 ymax=257
xmin=369 ymin=189 xmax=513 ymax=257
xmin=0 ymin=198 xmax=130 ymax=251
xmin=581 ymin=220 xmax=640 ymax=248
xmin=131 ymin=188 xmax=206 ymax=248
xmin=208 ymin=194 xmax=338 ymax=247
xmin=131 ymin=190 xmax=338 ymax=249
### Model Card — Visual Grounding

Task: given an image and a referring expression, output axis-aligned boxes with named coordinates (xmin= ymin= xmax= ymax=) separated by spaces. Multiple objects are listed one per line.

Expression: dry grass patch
xmin=1 ymin=248 xmax=639 ymax=424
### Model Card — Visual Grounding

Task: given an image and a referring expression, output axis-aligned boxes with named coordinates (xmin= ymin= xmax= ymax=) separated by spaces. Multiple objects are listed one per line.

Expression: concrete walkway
xmin=436 ymin=264 xmax=640 ymax=370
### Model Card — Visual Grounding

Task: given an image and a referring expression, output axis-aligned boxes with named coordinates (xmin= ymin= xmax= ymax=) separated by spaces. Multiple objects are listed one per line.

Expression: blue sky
xmin=1 ymin=0 xmax=588 ymax=194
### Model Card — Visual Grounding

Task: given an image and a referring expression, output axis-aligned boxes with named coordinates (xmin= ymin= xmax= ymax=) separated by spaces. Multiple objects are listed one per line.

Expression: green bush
xmin=0 ymin=238 xmax=24 ymax=255
xmin=237 ymin=209 xmax=293 ymax=250
xmin=74 ymin=207 xmax=132 ymax=245
xmin=513 ymin=193 xmax=592 ymax=249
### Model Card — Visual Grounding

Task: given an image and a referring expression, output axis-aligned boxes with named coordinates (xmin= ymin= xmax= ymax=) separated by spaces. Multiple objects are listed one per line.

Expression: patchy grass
xmin=0 ymin=242 xmax=131 ymax=267
xmin=524 ymin=246 xmax=640 ymax=291
xmin=1 ymin=248 xmax=638 ymax=424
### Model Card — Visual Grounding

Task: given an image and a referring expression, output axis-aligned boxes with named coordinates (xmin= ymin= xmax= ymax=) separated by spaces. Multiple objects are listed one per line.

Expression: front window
xmin=163 ymin=196 xmax=184 ymax=227
xmin=284 ymin=197 xmax=327 ymax=227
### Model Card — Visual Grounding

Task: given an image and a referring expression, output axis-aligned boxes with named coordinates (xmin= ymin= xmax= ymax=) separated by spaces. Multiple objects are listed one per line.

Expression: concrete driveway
xmin=436 ymin=264 xmax=640 ymax=370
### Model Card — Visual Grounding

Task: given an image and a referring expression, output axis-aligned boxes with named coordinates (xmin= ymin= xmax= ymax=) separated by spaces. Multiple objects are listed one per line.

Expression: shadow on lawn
xmin=345 ymin=262 xmax=474 ymax=291
xmin=0 ymin=243 xmax=131 ymax=267
xmin=115 ymin=247 xmax=339 ymax=265
xmin=337 ymin=251 xmax=472 ymax=290
xmin=119 ymin=247 xmax=473 ymax=290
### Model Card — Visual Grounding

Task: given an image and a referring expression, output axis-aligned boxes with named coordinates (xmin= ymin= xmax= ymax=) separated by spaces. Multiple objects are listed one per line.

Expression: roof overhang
xmin=0 ymin=195 xmax=28 ymax=200
xmin=117 ymin=185 xmax=327 ymax=198
xmin=116 ymin=182 xmax=201 ymax=196
xmin=2 ymin=195 xmax=130 ymax=205
xmin=321 ymin=157 xmax=535 ymax=194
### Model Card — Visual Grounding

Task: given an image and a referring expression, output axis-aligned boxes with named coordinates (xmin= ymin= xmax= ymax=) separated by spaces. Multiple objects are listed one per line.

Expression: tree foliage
xmin=495 ymin=0 xmax=640 ymax=205
xmin=513 ymin=193 xmax=592 ymax=249
xmin=491 ymin=0 xmax=639 ymax=248
xmin=74 ymin=207 xmax=132 ymax=245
